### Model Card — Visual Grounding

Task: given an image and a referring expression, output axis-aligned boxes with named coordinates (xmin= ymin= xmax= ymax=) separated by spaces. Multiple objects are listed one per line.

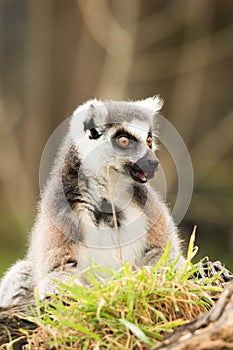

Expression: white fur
xmin=78 ymin=207 xmax=148 ymax=271
xmin=134 ymin=95 xmax=164 ymax=114
xmin=72 ymin=98 xmax=105 ymax=118
xmin=0 ymin=260 xmax=33 ymax=306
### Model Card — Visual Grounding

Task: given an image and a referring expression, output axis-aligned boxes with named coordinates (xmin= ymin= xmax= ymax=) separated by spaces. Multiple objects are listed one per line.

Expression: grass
xmin=14 ymin=230 xmax=224 ymax=350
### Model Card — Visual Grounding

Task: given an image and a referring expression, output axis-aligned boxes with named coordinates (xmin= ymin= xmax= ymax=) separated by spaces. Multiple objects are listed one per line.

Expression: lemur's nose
xmin=147 ymin=159 xmax=159 ymax=170
xmin=136 ymin=155 xmax=159 ymax=179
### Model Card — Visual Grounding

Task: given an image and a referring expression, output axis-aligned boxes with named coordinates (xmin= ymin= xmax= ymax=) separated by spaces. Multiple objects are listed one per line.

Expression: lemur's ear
xmin=134 ymin=95 xmax=164 ymax=114
xmin=69 ymin=99 xmax=108 ymax=141
xmin=83 ymin=103 xmax=107 ymax=140
xmin=83 ymin=114 xmax=101 ymax=140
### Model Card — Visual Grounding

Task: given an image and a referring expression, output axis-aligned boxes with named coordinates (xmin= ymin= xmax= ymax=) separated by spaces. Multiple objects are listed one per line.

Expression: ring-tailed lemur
xmin=0 ymin=97 xmax=184 ymax=306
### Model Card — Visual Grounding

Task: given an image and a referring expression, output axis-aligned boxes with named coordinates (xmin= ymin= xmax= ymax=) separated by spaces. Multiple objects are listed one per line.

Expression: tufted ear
xmin=69 ymin=99 xmax=108 ymax=141
xmin=134 ymin=95 xmax=164 ymax=114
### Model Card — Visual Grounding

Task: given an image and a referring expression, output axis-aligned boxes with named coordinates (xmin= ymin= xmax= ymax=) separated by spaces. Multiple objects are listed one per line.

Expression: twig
xmin=106 ymin=166 xmax=123 ymax=265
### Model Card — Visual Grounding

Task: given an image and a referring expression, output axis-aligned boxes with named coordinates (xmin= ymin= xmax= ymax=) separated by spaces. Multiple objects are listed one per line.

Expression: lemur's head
xmin=69 ymin=96 xmax=163 ymax=184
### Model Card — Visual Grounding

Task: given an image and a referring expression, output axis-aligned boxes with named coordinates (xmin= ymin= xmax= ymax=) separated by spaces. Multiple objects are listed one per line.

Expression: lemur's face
xmin=70 ymin=98 xmax=161 ymax=184
xmin=102 ymin=122 xmax=159 ymax=184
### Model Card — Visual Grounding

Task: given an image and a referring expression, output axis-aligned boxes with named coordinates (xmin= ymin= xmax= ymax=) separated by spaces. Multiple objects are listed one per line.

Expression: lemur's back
xmin=0 ymin=97 xmax=184 ymax=306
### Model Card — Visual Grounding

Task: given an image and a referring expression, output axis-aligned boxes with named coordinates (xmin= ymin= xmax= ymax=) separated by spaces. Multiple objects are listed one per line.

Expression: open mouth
xmin=128 ymin=163 xmax=147 ymax=183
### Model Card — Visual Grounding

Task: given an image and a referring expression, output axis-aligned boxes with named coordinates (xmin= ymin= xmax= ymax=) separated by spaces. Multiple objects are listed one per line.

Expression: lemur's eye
xmin=118 ymin=136 xmax=130 ymax=148
xmin=147 ymin=136 xmax=153 ymax=148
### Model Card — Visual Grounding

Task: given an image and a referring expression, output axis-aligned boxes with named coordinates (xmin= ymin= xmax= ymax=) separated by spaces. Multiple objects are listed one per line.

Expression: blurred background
xmin=0 ymin=0 xmax=232 ymax=277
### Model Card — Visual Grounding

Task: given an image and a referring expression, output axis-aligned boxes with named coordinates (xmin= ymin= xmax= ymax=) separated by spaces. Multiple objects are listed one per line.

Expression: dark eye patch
xmin=113 ymin=128 xmax=137 ymax=142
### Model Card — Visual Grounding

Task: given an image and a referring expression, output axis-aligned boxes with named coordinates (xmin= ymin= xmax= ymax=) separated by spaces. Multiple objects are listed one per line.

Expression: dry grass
xmin=14 ymin=234 xmax=224 ymax=350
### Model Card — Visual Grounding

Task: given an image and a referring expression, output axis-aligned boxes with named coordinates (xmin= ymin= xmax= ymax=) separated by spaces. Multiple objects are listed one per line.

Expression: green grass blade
xmin=119 ymin=319 xmax=154 ymax=346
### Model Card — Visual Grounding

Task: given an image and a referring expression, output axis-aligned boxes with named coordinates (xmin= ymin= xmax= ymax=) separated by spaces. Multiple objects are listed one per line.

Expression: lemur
xmin=0 ymin=96 xmax=184 ymax=306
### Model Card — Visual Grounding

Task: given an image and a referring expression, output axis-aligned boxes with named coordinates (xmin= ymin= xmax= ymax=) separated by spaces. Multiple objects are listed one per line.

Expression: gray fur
xmin=0 ymin=97 xmax=184 ymax=306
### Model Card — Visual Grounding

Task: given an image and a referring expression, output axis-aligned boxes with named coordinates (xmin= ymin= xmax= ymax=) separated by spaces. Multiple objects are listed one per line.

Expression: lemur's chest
xmin=77 ymin=203 xmax=149 ymax=270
